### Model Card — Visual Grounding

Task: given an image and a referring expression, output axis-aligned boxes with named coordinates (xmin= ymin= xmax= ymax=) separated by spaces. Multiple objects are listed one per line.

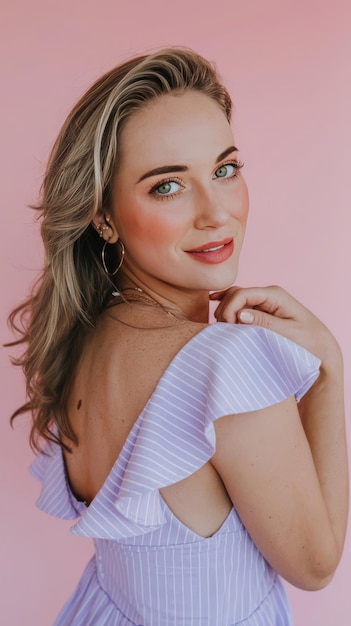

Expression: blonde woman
xmin=8 ymin=49 xmax=348 ymax=625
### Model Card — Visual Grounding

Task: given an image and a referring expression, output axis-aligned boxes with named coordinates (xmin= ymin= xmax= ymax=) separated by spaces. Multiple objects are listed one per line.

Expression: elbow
xmin=295 ymin=569 xmax=335 ymax=592
xmin=305 ymin=539 xmax=343 ymax=590
xmin=285 ymin=564 xmax=336 ymax=591
xmin=305 ymin=554 xmax=340 ymax=591
xmin=284 ymin=542 xmax=341 ymax=591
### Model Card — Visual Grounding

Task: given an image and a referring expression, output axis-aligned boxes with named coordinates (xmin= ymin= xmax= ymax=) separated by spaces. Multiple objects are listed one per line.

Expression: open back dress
xmin=31 ymin=323 xmax=320 ymax=625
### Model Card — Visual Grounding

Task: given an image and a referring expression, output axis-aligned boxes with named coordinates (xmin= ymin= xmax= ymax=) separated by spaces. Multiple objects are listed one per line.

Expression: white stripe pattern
xmin=30 ymin=323 xmax=320 ymax=625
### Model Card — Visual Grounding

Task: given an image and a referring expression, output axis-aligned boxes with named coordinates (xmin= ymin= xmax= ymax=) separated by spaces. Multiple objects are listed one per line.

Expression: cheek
xmin=230 ymin=184 xmax=249 ymax=239
xmin=118 ymin=201 xmax=182 ymax=250
xmin=237 ymin=181 xmax=249 ymax=221
xmin=221 ymin=178 xmax=249 ymax=226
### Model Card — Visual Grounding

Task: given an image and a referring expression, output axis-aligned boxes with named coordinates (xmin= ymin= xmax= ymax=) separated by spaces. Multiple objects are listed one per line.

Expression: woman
xmin=9 ymin=48 xmax=348 ymax=625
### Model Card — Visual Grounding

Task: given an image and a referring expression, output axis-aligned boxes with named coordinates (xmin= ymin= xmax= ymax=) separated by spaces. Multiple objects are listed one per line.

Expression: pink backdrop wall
xmin=1 ymin=1 xmax=350 ymax=624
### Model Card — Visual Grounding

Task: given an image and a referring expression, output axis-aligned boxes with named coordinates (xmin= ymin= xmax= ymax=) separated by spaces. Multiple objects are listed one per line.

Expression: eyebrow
xmin=137 ymin=145 xmax=238 ymax=183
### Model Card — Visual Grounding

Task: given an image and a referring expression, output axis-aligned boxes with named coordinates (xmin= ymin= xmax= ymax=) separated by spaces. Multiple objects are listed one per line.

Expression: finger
xmin=215 ymin=286 xmax=297 ymax=323
xmin=213 ymin=301 xmax=238 ymax=323
xmin=209 ymin=289 xmax=227 ymax=301
xmin=214 ymin=287 xmax=269 ymax=323
xmin=209 ymin=287 xmax=241 ymax=301
xmin=233 ymin=287 xmax=283 ymax=314
xmin=238 ymin=308 xmax=293 ymax=337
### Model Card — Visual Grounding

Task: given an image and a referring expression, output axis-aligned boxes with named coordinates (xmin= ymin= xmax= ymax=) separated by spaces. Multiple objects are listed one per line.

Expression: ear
xmin=91 ymin=209 xmax=119 ymax=243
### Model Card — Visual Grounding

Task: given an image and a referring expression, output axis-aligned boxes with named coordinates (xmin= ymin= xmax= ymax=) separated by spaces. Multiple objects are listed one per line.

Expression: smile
xmin=185 ymin=238 xmax=234 ymax=264
xmin=201 ymin=244 xmax=226 ymax=252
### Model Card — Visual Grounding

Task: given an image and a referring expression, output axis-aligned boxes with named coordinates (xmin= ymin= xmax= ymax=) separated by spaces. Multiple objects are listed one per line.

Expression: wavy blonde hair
xmin=8 ymin=47 xmax=233 ymax=451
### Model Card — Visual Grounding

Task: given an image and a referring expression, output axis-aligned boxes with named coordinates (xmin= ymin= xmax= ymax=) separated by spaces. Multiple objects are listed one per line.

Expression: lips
xmin=186 ymin=238 xmax=233 ymax=253
xmin=185 ymin=238 xmax=234 ymax=264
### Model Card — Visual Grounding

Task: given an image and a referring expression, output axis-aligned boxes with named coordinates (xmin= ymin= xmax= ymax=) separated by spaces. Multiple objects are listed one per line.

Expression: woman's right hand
xmin=210 ymin=285 xmax=342 ymax=373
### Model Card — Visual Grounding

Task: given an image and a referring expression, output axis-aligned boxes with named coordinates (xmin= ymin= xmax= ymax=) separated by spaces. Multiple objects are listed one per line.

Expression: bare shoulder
xmin=98 ymin=304 xmax=209 ymax=372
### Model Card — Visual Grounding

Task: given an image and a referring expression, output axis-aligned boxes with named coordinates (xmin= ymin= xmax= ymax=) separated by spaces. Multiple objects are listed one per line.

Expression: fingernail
xmin=239 ymin=310 xmax=254 ymax=323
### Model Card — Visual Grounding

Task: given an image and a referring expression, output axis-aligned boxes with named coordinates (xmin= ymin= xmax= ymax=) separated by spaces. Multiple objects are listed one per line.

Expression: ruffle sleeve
xmin=30 ymin=440 xmax=86 ymax=520
xmin=30 ymin=323 xmax=321 ymax=541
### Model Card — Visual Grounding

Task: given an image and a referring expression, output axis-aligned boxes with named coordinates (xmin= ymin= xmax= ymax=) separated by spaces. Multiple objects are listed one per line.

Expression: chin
xmin=207 ymin=272 xmax=238 ymax=292
xmin=208 ymin=281 xmax=235 ymax=292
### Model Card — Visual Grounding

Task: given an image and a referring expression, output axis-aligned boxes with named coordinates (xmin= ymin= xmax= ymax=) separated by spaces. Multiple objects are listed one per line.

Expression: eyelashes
xmin=149 ymin=177 xmax=184 ymax=200
xmin=214 ymin=161 xmax=244 ymax=180
xmin=148 ymin=160 xmax=244 ymax=201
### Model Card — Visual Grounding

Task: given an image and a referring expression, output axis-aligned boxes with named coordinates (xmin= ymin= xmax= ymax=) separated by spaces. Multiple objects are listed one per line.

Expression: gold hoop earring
xmin=101 ymin=239 xmax=125 ymax=276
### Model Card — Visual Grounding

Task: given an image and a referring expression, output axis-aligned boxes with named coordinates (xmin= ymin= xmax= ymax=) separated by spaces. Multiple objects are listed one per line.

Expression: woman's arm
xmin=210 ymin=286 xmax=348 ymax=589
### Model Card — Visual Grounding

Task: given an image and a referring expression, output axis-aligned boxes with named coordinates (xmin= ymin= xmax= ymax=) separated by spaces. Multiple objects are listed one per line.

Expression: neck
xmin=118 ymin=270 xmax=210 ymax=323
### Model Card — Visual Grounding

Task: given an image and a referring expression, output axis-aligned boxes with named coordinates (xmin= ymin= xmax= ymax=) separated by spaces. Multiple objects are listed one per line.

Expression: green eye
xmin=215 ymin=164 xmax=235 ymax=178
xmin=150 ymin=179 xmax=182 ymax=198
xmin=157 ymin=182 xmax=172 ymax=195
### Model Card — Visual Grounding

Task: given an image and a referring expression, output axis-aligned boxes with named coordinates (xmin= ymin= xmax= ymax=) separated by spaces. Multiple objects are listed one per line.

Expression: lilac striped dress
xmin=31 ymin=323 xmax=320 ymax=625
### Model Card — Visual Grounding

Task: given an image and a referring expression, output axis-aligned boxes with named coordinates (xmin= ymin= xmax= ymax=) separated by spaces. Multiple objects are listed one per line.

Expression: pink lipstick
xmin=185 ymin=238 xmax=234 ymax=264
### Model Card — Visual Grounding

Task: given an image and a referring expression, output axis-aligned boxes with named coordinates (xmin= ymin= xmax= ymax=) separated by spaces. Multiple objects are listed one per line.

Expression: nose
xmin=193 ymin=185 xmax=229 ymax=230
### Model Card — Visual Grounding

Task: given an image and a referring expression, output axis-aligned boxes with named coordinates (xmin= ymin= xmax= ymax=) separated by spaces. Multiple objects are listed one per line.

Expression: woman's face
xmin=109 ymin=90 xmax=249 ymax=300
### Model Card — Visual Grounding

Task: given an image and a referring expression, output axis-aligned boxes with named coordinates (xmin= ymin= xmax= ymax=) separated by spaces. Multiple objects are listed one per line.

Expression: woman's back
xmin=63 ymin=303 xmax=232 ymax=538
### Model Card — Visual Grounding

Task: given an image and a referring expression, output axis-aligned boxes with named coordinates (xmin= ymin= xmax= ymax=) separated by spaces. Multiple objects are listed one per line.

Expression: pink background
xmin=1 ymin=1 xmax=350 ymax=624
